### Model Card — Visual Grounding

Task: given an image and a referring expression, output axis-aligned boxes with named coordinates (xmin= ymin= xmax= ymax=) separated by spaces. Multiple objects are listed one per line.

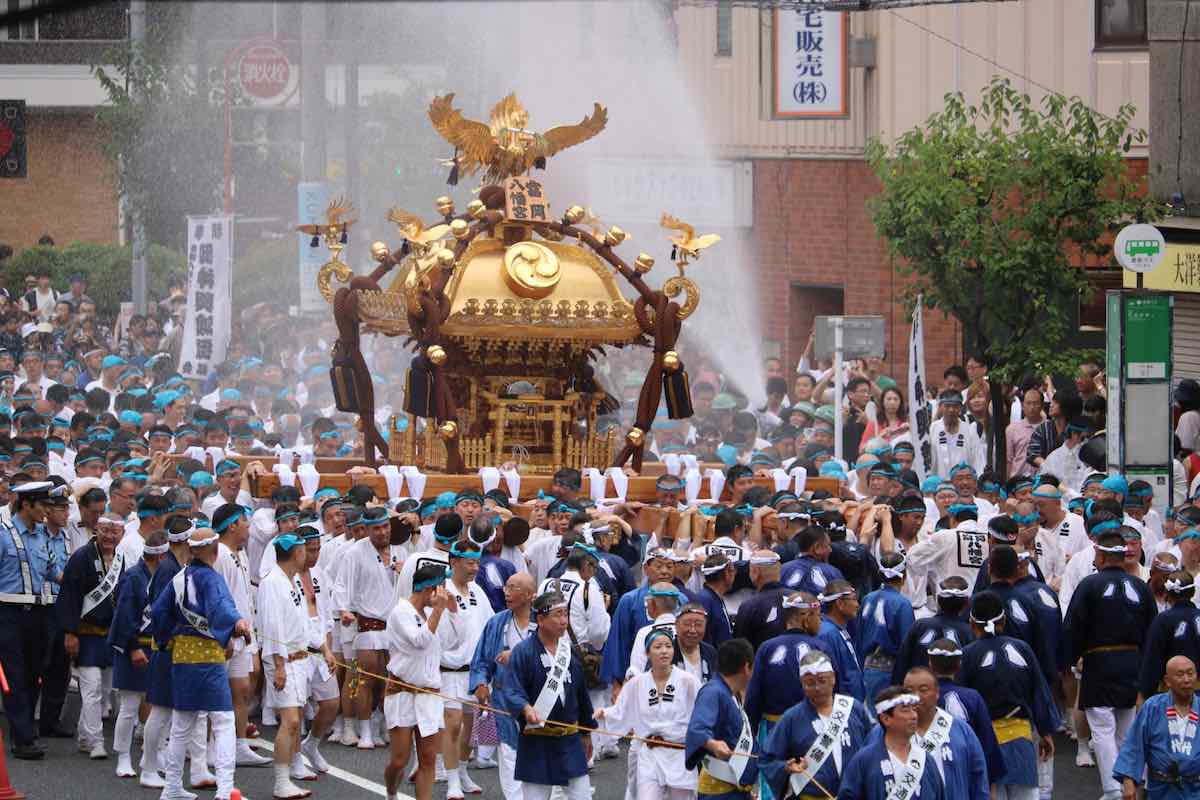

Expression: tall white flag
xmin=908 ymin=296 xmax=933 ymax=479
xmin=179 ymin=215 xmax=233 ymax=381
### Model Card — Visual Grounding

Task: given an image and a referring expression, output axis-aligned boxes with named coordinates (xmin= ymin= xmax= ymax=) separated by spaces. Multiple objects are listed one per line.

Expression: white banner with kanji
xmin=179 ymin=214 xmax=233 ymax=380
xmin=908 ymin=296 xmax=932 ymax=479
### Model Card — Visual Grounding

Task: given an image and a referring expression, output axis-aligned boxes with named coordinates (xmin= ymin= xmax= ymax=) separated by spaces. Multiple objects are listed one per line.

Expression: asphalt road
xmin=5 ymin=696 xmax=1107 ymax=800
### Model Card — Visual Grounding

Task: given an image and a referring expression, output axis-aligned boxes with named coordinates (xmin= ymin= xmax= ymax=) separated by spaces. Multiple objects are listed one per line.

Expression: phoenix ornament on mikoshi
xmin=429 ymin=92 xmax=608 ymax=184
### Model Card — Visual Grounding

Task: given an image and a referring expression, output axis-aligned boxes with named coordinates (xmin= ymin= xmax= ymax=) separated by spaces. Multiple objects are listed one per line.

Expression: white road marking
xmin=251 ymin=737 xmax=409 ymax=800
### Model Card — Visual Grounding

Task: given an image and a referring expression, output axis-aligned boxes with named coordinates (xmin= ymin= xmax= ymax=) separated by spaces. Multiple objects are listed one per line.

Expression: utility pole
xmin=300 ymin=4 xmax=326 ymax=188
xmin=1149 ymin=0 xmax=1200 ymax=212
xmin=129 ymin=0 xmax=147 ymax=313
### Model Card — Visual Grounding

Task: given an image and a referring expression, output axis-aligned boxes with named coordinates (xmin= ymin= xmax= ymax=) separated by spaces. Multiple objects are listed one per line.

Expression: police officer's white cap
xmin=12 ymin=481 xmax=53 ymax=495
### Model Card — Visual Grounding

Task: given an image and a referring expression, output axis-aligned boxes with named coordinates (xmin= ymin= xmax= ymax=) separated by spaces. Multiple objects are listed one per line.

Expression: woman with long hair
xmin=861 ymin=386 xmax=909 ymax=448
xmin=966 ymin=380 xmax=1001 ymax=473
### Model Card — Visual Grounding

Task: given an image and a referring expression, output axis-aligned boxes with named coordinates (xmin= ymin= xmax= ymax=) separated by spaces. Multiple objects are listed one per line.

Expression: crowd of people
xmin=1 ymin=264 xmax=1200 ymax=800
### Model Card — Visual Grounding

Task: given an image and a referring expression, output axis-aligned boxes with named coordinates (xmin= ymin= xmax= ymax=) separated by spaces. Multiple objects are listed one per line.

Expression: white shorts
xmin=226 ymin=642 xmax=254 ymax=679
xmin=354 ymin=630 xmax=388 ymax=652
xmin=265 ymin=659 xmax=311 ymax=710
xmin=309 ymin=662 xmax=339 ymax=703
xmin=440 ymin=670 xmax=470 ymax=711
xmin=338 ymin=621 xmax=356 ymax=658
xmin=384 ymin=690 xmax=444 ymax=738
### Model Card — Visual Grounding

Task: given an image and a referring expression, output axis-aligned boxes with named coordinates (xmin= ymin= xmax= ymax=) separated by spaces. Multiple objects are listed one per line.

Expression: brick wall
xmin=0 ymin=110 xmax=118 ymax=250
xmin=751 ymin=158 xmax=962 ymax=391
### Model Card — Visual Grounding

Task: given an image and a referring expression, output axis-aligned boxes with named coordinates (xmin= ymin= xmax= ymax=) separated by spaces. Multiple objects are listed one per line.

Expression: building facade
xmin=674 ymin=0 xmax=1150 ymax=383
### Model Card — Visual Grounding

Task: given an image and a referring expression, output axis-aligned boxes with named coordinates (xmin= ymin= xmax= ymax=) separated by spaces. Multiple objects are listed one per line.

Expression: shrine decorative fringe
xmin=663 ymin=368 xmax=693 ymax=420
xmin=404 ymin=356 xmax=436 ymax=418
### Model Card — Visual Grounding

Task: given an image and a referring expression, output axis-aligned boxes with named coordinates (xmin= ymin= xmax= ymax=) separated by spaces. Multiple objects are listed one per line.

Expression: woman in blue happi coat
xmin=686 ymin=638 xmax=759 ymax=800
xmin=761 ymin=651 xmax=872 ymax=800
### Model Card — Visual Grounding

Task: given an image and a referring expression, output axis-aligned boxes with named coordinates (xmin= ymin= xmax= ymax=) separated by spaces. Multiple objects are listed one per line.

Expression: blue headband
xmin=414 ymin=568 xmax=451 ymax=592
xmin=47 ymin=441 xmax=64 ymax=452
xmin=214 ymin=507 xmax=248 ymax=533
xmin=449 ymin=542 xmax=482 ymax=560
xmin=215 ymin=459 xmax=240 ymax=476
xmin=644 ymin=628 xmax=675 ymax=652
xmin=948 ymin=503 xmax=978 ymax=516
xmin=949 ymin=463 xmax=976 ymax=477
xmin=318 ymin=430 xmax=341 ymax=440
xmin=1178 ymin=528 xmax=1200 ymax=543
xmin=1090 ymin=519 xmax=1121 ymax=536
xmin=1012 ymin=512 xmax=1039 ymax=525
xmin=274 ymin=533 xmax=304 ymax=552
xmin=571 ymin=541 xmax=599 ymax=559
xmin=275 ymin=510 xmax=300 ymax=523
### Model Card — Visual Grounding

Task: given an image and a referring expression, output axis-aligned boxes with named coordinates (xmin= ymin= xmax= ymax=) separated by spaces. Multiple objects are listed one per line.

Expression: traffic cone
xmin=0 ymin=727 xmax=25 ymax=800
xmin=230 ymin=790 xmax=242 ymax=800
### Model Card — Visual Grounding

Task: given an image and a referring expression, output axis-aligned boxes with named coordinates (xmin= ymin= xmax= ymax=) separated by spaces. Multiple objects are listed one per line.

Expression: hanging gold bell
xmin=370 ymin=241 xmax=391 ymax=262
xmin=450 ymin=219 xmax=470 ymax=239
xmin=435 ymin=196 xmax=455 ymax=216
xmin=634 ymin=253 xmax=654 ymax=274
xmin=604 ymin=226 xmax=628 ymax=247
xmin=466 ymin=199 xmax=486 ymax=220
xmin=563 ymin=206 xmax=586 ymax=224
xmin=662 ymin=351 xmax=681 ymax=372
xmin=438 ymin=420 xmax=459 ymax=439
xmin=626 ymin=427 xmax=645 ymax=446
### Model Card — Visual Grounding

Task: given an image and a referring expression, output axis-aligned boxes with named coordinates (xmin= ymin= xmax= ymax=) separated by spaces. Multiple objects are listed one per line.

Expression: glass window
xmin=37 ymin=0 xmax=129 ymax=40
xmin=716 ymin=0 xmax=732 ymax=56
xmin=1096 ymin=0 xmax=1147 ymax=49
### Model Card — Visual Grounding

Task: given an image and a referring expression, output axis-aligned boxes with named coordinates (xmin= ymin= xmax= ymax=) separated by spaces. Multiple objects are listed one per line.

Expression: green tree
xmin=93 ymin=42 xmax=240 ymax=246
xmin=866 ymin=77 xmax=1161 ymax=476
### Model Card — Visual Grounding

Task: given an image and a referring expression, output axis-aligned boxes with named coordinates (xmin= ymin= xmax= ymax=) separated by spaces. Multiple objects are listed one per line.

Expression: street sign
xmin=1123 ymin=293 xmax=1171 ymax=379
xmin=237 ymin=40 xmax=296 ymax=105
xmin=1115 ymin=223 xmax=1166 ymax=273
xmin=814 ymin=315 xmax=885 ymax=361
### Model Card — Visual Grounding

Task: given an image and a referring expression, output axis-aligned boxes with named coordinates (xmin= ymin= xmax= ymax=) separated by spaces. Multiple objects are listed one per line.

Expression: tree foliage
xmin=6 ymin=242 xmax=184 ymax=318
xmin=93 ymin=42 xmax=239 ymax=247
xmin=866 ymin=77 xmax=1161 ymax=381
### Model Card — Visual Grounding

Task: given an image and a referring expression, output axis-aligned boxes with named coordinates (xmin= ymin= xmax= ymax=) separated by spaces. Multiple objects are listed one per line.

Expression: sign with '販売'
xmin=773 ymin=7 xmax=848 ymax=119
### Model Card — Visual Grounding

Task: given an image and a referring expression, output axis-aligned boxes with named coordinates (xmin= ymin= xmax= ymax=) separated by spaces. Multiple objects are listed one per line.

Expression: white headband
xmin=777 ymin=512 xmax=810 ymax=521
xmin=1094 ymin=542 xmax=1128 ymax=554
xmin=1166 ymin=578 xmax=1195 ymax=594
xmin=188 ymin=533 xmax=219 ymax=548
xmin=98 ymin=513 xmax=126 ymax=526
xmin=541 ymin=601 xmax=569 ymax=614
xmin=927 ymin=645 xmax=963 ymax=657
xmin=818 ymin=589 xmax=854 ymax=603
xmin=783 ymin=595 xmax=821 ymax=610
xmin=1016 ymin=551 xmax=1033 ymax=562
xmin=700 ymin=561 xmax=730 ymax=576
xmin=970 ymin=611 xmax=1005 ymax=635
xmin=167 ymin=523 xmax=196 ymax=543
xmin=749 ymin=553 xmax=781 ymax=566
xmin=880 ymin=557 xmax=907 ymax=580
xmin=143 ymin=542 xmax=169 ymax=555
xmin=798 ymin=658 xmax=835 ymax=676
xmin=876 ymin=693 xmax=921 ymax=714
xmin=936 ymin=586 xmax=971 ymax=598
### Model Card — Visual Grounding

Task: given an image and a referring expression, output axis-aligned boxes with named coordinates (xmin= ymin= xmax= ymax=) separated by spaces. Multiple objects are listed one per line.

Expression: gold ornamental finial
xmin=660 ymin=212 xmax=720 ymax=271
xmin=428 ymin=93 xmax=608 ymax=184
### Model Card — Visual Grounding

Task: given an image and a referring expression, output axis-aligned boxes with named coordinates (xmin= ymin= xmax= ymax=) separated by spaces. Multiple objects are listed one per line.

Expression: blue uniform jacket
xmin=819 ymin=617 xmax=865 ymax=702
xmin=151 ymin=560 xmax=242 ymax=712
xmin=938 ymin=678 xmax=1006 ymax=786
xmin=468 ymin=609 xmax=528 ymax=747
xmin=698 ymin=585 xmax=733 ymax=648
xmin=761 ymin=695 xmax=873 ymax=800
xmin=1114 ymin=691 xmax=1200 ymax=800
xmin=56 ymin=540 xmax=122 ymax=667
xmin=959 ymin=634 xmax=1059 ymax=787
xmin=865 ymin=713 xmax=988 ymax=800
xmin=837 ymin=733 xmax=946 ymax=800
xmin=1138 ymin=601 xmax=1200 ymax=699
xmin=745 ymin=631 xmax=833 ymax=729
xmin=892 ymin=613 xmax=973 ymax=684
xmin=503 ymin=632 xmax=595 ymax=786
xmin=476 ymin=554 xmax=516 ymax=613
xmin=781 ymin=556 xmax=844 ymax=596
xmin=685 ymin=674 xmax=759 ymax=788
xmin=108 ymin=559 xmax=154 ymax=692
xmin=145 ymin=551 xmax=180 ymax=707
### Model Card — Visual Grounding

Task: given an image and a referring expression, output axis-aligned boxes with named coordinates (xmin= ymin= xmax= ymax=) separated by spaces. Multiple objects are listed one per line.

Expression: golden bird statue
xmin=296 ymin=197 xmax=357 ymax=240
xmin=660 ymin=212 xmax=720 ymax=268
xmin=386 ymin=207 xmax=449 ymax=250
xmin=429 ymin=93 xmax=608 ymax=184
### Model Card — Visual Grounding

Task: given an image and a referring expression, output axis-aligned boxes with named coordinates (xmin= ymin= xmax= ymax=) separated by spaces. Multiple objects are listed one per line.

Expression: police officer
xmin=0 ymin=482 xmax=57 ymax=759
